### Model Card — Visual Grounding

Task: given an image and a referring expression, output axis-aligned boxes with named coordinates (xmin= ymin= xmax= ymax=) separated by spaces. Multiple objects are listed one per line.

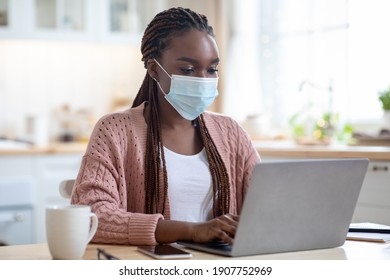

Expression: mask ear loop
xmin=152 ymin=59 xmax=172 ymax=96
xmin=153 ymin=59 xmax=172 ymax=79
xmin=156 ymin=81 xmax=167 ymax=95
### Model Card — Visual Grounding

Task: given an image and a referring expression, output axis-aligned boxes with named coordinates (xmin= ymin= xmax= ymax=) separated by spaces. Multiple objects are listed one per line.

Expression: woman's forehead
xmin=162 ymin=29 xmax=219 ymax=64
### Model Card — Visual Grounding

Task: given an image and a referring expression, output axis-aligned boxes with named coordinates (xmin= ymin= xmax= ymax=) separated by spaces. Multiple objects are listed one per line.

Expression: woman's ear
xmin=146 ymin=59 xmax=158 ymax=81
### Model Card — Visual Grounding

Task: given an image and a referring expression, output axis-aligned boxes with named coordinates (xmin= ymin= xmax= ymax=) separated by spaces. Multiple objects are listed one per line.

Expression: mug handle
xmin=87 ymin=213 xmax=99 ymax=244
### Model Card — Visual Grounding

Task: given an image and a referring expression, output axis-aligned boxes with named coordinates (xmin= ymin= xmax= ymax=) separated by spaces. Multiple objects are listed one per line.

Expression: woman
xmin=71 ymin=7 xmax=260 ymax=246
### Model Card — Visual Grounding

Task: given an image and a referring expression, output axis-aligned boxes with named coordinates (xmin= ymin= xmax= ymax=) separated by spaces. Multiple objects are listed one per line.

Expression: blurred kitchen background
xmin=1 ymin=0 xmax=390 ymax=144
xmin=1 ymin=0 xmax=390 ymax=245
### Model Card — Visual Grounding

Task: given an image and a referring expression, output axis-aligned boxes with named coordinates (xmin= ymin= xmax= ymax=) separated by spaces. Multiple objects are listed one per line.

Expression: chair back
xmin=59 ymin=179 xmax=76 ymax=199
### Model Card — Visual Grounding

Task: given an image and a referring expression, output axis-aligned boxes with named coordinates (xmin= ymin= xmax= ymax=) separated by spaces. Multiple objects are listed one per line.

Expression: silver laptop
xmin=178 ymin=158 xmax=369 ymax=257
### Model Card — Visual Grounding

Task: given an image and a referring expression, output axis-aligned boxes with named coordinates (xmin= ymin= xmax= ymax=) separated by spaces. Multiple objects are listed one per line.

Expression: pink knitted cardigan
xmin=71 ymin=102 xmax=260 ymax=245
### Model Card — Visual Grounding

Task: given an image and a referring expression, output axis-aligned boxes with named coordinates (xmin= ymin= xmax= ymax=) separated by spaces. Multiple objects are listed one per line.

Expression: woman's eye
xmin=180 ymin=68 xmax=194 ymax=74
xmin=208 ymin=68 xmax=219 ymax=74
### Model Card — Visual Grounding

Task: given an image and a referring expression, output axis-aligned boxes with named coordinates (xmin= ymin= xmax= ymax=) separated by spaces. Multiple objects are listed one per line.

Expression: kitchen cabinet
xmin=0 ymin=177 xmax=35 ymax=245
xmin=35 ymin=0 xmax=85 ymax=31
xmin=0 ymin=0 xmax=16 ymax=37
xmin=351 ymin=161 xmax=390 ymax=224
xmin=0 ymin=0 xmax=163 ymax=43
xmin=0 ymin=0 xmax=8 ymax=27
xmin=0 ymin=0 xmax=95 ymax=41
xmin=32 ymin=0 xmax=93 ymax=41
xmin=98 ymin=0 xmax=163 ymax=44
xmin=0 ymin=153 xmax=83 ymax=244
xmin=32 ymin=154 xmax=83 ymax=243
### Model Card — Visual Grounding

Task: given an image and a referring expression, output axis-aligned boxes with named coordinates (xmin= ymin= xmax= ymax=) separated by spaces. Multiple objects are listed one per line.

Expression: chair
xmin=59 ymin=179 xmax=75 ymax=199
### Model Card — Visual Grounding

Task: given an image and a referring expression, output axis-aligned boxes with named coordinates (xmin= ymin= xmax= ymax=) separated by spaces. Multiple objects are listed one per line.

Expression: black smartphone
xmin=137 ymin=244 xmax=192 ymax=259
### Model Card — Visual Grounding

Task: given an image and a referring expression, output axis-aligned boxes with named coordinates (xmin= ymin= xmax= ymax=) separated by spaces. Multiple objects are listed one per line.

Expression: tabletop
xmin=0 ymin=240 xmax=389 ymax=260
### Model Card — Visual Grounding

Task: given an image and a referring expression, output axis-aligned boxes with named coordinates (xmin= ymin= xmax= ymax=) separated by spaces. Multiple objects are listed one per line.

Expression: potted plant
xmin=379 ymin=86 xmax=390 ymax=128
xmin=379 ymin=87 xmax=390 ymax=110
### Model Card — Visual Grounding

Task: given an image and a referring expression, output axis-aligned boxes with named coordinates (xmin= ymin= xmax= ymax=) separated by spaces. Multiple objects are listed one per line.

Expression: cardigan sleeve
xmin=71 ymin=112 xmax=163 ymax=246
xmin=71 ymin=155 xmax=163 ymax=246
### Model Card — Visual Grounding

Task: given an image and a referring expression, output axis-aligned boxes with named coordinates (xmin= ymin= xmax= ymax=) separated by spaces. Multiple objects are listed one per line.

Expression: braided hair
xmin=132 ymin=7 xmax=230 ymax=217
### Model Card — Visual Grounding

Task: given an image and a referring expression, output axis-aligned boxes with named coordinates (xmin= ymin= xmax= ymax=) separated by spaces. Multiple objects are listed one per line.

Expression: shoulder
xmin=202 ymin=111 xmax=245 ymax=133
xmin=94 ymin=103 xmax=145 ymax=129
xmin=86 ymin=103 xmax=146 ymax=154
xmin=91 ymin=104 xmax=146 ymax=140
xmin=202 ymin=111 xmax=253 ymax=148
xmin=201 ymin=111 xmax=260 ymax=164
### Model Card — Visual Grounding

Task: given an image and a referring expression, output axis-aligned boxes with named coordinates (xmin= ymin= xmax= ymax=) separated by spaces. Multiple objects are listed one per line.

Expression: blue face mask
xmin=153 ymin=59 xmax=219 ymax=121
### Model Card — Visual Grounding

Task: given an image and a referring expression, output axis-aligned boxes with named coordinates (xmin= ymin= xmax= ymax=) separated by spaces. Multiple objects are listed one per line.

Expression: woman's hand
xmin=155 ymin=214 xmax=239 ymax=244
xmin=190 ymin=214 xmax=239 ymax=244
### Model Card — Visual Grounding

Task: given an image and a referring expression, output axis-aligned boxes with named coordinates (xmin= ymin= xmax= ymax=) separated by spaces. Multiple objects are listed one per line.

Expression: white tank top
xmin=164 ymin=146 xmax=213 ymax=222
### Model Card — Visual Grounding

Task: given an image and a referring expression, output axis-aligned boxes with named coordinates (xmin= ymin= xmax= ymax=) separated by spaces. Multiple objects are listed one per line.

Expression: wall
xmin=0 ymin=39 xmax=146 ymax=140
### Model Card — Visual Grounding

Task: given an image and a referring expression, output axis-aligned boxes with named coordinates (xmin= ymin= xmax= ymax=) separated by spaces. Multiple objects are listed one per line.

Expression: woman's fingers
xmin=223 ymin=214 xmax=240 ymax=222
xmin=215 ymin=229 xmax=234 ymax=244
xmin=218 ymin=214 xmax=239 ymax=240
xmin=191 ymin=214 xmax=240 ymax=244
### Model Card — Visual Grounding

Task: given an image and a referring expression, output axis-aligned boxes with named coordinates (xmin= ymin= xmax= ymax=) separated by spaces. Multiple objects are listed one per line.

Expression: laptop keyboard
xmin=205 ymin=241 xmax=232 ymax=251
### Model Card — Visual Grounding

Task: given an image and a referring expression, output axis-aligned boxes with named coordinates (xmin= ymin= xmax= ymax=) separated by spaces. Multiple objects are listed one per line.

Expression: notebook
xmin=178 ymin=158 xmax=369 ymax=257
xmin=347 ymin=222 xmax=390 ymax=243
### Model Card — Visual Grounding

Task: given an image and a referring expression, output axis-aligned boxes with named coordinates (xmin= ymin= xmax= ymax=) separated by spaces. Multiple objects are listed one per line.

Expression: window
xmin=256 ymin=0 xmax=390 ymax=129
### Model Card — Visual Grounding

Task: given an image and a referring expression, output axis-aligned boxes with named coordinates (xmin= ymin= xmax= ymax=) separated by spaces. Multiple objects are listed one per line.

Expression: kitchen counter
xmin=1 ymin=140 xmax=390 ymax=160
xmin=254 ymin=140 xmax=390 ymax=161
xmin=0 ymin=142 xmax=87 ymax=155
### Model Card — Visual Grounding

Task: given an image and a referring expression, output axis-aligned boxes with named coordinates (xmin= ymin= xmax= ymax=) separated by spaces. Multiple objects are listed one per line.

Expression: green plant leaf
xmin=379 ymin=86 xmax=390 ymax=110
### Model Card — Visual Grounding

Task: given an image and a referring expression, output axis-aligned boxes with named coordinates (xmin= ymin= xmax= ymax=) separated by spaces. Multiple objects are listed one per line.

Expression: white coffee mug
xmin=46 ymin=205 xmax=98 ymax=260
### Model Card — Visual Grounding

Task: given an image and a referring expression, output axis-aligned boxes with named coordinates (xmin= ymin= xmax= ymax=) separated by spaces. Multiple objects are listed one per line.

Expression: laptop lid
xmin=179 ymin=158 xmax=369 ymax=257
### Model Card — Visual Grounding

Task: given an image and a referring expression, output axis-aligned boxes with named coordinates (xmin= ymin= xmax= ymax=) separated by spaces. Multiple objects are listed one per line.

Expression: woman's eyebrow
xmin=211 ymin=57 xmax=220 ymax=64
xmin=176 ymin=57 xmax=220 ymax=64
xmin=176 ymin=57 xmax=197 ymax=63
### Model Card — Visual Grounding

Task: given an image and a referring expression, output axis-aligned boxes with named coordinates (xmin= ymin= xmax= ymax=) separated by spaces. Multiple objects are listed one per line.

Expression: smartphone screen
xmin=137 ymin=244 xmax=192 ymax=259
